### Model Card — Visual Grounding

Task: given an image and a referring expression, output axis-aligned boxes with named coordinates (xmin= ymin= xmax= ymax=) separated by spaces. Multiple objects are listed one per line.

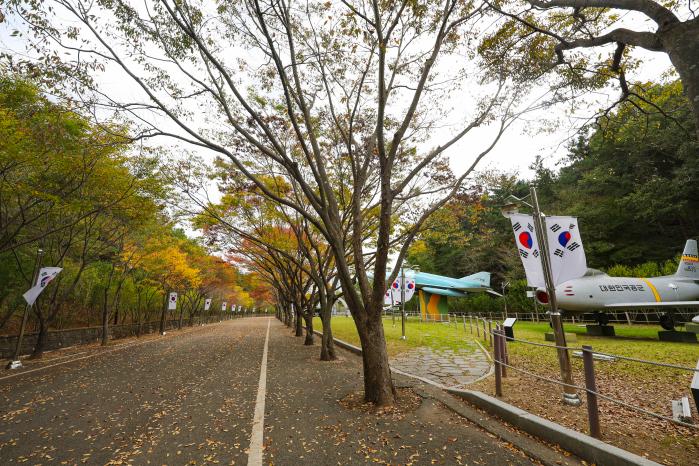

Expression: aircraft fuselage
xmin=553 ymin=275 xmax=699 ymax=312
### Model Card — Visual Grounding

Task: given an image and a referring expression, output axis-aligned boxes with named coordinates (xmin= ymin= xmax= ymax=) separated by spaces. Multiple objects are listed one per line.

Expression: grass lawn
xmin=496 ymin=320 xmax=699 ymax=380
xmin=317 ymin=315 xmax=699 ymax=372
xmin=313 ymin=315 xmax=481 ymax=357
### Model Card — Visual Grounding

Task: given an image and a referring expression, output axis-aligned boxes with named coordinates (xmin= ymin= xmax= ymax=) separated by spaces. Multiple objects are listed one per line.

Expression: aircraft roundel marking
xmin=518 ymin=232 xmax=533 ymax=249
xmin=558 ymin=231 xmax=571 ymax=247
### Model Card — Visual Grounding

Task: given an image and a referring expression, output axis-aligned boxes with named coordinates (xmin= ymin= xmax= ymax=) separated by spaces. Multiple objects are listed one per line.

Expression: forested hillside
xmin=0 ymin=78 xmax=270 ymax=355
xmin=408 ymin=81 xmax=698 ymax=311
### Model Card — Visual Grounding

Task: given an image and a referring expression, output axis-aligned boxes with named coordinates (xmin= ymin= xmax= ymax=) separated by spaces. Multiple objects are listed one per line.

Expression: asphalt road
xmin=0 ymin=318 xmax=570 ymax=465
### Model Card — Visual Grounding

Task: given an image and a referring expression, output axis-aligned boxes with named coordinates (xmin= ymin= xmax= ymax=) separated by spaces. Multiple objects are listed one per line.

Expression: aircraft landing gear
xmin=594 ymin=312 xmax=610 ymax=326
xmin=659 ymin=312 xmax=676 ymax=331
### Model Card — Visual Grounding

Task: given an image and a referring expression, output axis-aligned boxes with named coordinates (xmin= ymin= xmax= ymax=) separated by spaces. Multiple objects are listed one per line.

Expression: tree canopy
xmin=407 ymin=80 xmax=696 ymax=313
xmin=0 ymin=76 xmax=269 ymax=355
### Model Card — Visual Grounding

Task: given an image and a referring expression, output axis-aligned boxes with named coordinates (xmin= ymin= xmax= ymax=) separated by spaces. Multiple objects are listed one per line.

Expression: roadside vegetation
xmin=0 ymin=78 xmax=270 ymax=357
xmin=408 ymin=81 xmax=697 ymax=317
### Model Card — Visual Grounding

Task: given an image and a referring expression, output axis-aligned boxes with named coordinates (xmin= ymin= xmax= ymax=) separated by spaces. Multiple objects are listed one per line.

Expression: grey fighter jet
xmin=535 ymin=240 xmax=699 ymax=330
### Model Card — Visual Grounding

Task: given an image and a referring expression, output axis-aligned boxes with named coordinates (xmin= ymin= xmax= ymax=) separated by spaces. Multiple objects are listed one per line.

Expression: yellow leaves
xmin=140 ymin=238 xmax=202 ymax=289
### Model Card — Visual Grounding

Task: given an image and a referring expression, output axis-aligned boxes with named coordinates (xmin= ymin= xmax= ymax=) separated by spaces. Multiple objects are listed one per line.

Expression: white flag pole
xmin=7 ymin=248 xmax=45 ymax=370
xmin=530 ymin=187 xmax=580 ymax=406
xmin=400 ymin=266 xmax=407 ymax=340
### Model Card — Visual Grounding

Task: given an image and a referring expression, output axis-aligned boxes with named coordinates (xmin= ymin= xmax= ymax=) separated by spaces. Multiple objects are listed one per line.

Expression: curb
xmin=314 ymin=331 xmax=362 ymax=355
xmin=446 ymin=388 xmax=660 ymax=466
xmin=315 ymin=329 xmax=661 ymax=466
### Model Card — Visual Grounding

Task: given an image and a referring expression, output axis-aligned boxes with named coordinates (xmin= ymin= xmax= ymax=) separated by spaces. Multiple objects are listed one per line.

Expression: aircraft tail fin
xmin=675 ymin=240 xmax=699 ymax=278
xmin=461 ymin=272 xmax=490 ymax=287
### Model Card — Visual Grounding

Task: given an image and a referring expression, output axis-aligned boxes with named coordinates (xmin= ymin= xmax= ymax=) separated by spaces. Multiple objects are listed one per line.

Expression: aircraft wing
xmin=421 ymin=287 xmax=468 ymax=298
xmin=604 ymin=301 xmax=699 ymax=309
xmin=420 ymin=286 xmax=499 ymax=298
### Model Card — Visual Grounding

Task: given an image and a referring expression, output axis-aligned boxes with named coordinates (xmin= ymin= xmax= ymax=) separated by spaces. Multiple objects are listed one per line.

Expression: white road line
xmin=247 ymin=318 xmax=271 ymax=466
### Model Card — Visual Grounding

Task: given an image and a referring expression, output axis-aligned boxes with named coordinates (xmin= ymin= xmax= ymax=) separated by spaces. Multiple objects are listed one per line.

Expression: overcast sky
xmin=0 ymin=5 xmax=676 ymax=182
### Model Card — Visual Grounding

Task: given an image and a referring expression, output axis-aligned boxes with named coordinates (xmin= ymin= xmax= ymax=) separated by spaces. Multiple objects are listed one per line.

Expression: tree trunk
xmin=101 ymin=265 xmax=116 ymax=346
xmin=100 ymin=285 xmax=110 ymax=346
xmin=101 ymin=305 xmax=110 ymax=346
xmin=136 ymin=293 xmax=143 ymax=337
xmin=662 ymin=18 xmax=699 ymax=139
xmin=303 ymin=312 xmax=314 ymax=345
xmin=284 ymin=304 xmax=292 ymax=326
xmin=30 ymin=314 xmax=48 ymax=359
xmin=354 ymin=310 xmax=395 ymax=405
xmin=159 ymin=290 xmax=168 ymax=335
xmin=294 ymin=306 xmax=303 ymax=337
xmin=319 ymin=306 xmax=336 ymax=361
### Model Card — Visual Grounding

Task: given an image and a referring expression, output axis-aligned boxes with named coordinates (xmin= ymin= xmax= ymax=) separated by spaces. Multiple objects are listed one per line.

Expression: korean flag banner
xmin=168 ymin=292 xmax=178 ymax=310
xmin=388 ymin=277 xmax=416 ymax=304
xmin=402 ymin=276 xmax=417 ymax=302
xmin=23 ymin=267 xmax=63 ymax=306
xmin=509 ymin=214 xmax=545 ymax=288
xmin=545 ymin=216 xmax=588 ymax=285
xmin=383 ymin=287 xmax=395 ymax=306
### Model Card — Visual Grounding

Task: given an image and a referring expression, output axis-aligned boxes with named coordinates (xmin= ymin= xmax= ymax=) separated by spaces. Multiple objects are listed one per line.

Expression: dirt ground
xmin=470 ymin=362 xmax=699 ymax=466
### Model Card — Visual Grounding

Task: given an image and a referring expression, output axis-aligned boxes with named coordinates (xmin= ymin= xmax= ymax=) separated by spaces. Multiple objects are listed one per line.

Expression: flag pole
xmin=7 ymin=248 xmax=44 ymax=370
xmin=530 ymin=186 xmax=580 ymax=406
xmin=400 ymin=266 xmax=406 ymax=340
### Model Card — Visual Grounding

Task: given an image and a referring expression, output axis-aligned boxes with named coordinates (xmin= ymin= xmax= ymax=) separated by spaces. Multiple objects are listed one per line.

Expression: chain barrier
xmin=487 ymin=327 xmax=699 ymax=433
xmin=500 ymin=333 xmax=699 ymax=372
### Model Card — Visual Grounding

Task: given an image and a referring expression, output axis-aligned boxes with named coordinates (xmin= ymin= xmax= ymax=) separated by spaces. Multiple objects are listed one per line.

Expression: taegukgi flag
xmin=221 ymin=302 xmax=227 ymax=311
xmin=204 ymin=298 xmax=212 ymax=311
xmin=384 ymin=275 xmax=417 ymax=305
xmin=22 ymin=267 xmax=63 ymax=305
xmin=509 ymin=214 xmax=545 ymax=288
xmin=168 ymin=292 xmax=178 ymax=310
xmin=545 ymin=216 xmax=587 ymax=284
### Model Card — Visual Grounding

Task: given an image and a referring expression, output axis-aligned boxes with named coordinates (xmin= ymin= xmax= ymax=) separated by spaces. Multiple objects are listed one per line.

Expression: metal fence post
xmin=499 ymin=328 xmax=507 ymax=378
xmin=582 ymin=345 xmax=601 ymax=439
xmin=494 ymin=328 xmax=503 ymax=397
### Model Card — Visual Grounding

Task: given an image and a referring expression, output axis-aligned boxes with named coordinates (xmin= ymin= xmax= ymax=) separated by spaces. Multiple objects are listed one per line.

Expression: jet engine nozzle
xmin=535 ymin=289 xmax=549 ymax=305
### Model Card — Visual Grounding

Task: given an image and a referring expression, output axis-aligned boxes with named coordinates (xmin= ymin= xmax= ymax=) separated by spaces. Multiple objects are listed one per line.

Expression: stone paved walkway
xmin=390 ymin=342 xmax=492 ymax=388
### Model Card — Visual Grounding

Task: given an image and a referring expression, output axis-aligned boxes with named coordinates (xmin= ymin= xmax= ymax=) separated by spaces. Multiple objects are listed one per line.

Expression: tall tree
xmin=5 ymin=0 xmax=527 ymax=405
xmin=481 ymin=0 xmax=699 ymax=137
xmin=537 ymin=81 xmax=699 ymax=265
